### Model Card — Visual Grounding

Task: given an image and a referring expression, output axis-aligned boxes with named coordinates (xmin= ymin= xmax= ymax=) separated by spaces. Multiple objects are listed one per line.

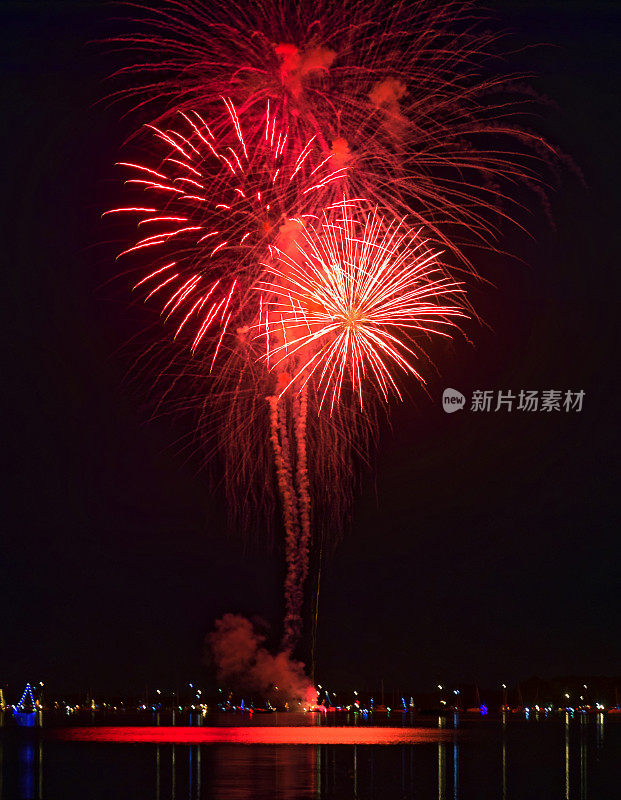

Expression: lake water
xmin=1 ymin=711 xmax=618 ymax=799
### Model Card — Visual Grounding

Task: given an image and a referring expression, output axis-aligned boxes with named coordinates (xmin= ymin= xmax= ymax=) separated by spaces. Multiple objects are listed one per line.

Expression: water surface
xmin=1 ymin=711 xmax=618 ymax=799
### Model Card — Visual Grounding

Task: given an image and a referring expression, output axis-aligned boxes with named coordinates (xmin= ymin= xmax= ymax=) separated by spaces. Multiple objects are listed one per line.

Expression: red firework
xmin=106 ymin=97 xmax=347 ymax=362
xmin=109 ymin=0 xmax=558 ymax=265
xmin=105 ymin=0 xmax=561 ymax=657
xmin=261 ymin=201 xmax=467 ymax=410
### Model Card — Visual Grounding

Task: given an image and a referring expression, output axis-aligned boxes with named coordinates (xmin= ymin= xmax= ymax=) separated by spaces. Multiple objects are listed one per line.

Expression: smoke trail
xmin=267 ymin=394 xmax=303 ymax=650
xmin=208 ymin=613 xmax=317 ymax=707
xmin=267 ymin=383 xmax=315 ymax=653
xmin=294 ymin=384 xmax=311 ymax=587
xmin=277 ymin=396 xmax=304 ymax=649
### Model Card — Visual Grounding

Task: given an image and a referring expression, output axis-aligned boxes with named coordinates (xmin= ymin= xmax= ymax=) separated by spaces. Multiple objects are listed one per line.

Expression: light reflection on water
xmin=1 ymin=711 xmax=618 ymax=799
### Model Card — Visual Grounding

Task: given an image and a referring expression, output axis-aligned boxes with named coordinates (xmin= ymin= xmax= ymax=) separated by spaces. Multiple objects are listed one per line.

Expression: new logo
xmin=442 ymin=388 xmax=465 ymax=413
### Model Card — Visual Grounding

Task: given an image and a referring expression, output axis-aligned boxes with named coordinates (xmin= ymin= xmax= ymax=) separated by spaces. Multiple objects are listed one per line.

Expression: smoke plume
xmin=275 ymin=43 xmax=336 ymax=99
xmin=369 ymin=78 xmax=408 ymax=136
xmin=208 ymin=614 xmax=318 ymax=707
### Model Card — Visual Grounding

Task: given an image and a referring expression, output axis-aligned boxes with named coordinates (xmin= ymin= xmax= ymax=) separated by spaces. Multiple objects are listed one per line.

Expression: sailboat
xmin=14 ymin=684 xmax=37 ymax=727
xmin=500 ymin=684 xmax=510 ymax=712
xmin=466 ymin=685 xmax=484 ymax=713
xmin=608 ymin=686 xmax=621 ymax=714
xmin=512 ymin=683 xmax=524 ymax=714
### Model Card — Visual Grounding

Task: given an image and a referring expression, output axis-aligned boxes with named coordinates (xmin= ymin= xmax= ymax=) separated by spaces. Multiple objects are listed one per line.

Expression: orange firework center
xmin=339 ymin=306 xmax=365 ymax=329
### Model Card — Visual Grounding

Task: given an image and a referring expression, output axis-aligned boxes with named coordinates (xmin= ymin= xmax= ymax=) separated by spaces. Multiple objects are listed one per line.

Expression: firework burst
xmin=109 ymin=0 xmax=558 ymax=263
xmin=106 ymin=97 xmax=347 ymax=361
xmin=261 ymin=202 xmax=467 ymax=411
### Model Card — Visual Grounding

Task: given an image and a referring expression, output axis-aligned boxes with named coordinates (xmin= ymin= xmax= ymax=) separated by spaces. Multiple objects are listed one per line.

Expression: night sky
xmin=3 ymin=1 xmax=619 ymax=697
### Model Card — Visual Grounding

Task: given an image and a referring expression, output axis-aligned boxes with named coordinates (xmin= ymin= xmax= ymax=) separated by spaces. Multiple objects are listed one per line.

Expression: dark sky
xmin=2 ymin=1 xmax=619 ymax=698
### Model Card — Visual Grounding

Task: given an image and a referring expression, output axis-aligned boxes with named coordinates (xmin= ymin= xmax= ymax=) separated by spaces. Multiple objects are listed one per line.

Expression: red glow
xmin=55 ymin=726 xmax=452 ymax=745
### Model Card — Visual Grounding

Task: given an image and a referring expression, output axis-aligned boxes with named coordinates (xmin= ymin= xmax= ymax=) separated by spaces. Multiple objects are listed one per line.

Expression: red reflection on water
xmin=54 ymin=726 xmax=452 ymax=745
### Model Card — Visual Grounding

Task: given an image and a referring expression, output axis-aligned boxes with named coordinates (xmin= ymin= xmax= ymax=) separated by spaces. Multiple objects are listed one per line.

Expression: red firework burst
xmin=261 ymin=201 xmax=467 ymax=410
xmin=109 ymin=0 xmax=558 ymax=264
xmin=106 ymin=97 xmax=347 ymax=362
